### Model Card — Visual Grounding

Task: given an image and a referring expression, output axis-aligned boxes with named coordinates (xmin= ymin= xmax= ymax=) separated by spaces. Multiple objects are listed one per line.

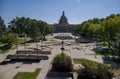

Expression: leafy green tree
xmin=103 ymin=16 xmax=120 ymax=52
xmin=87 ymin=24 xmax=100 ymax=38
xmin=0 ymin=16 xmax=6 ymax=36
xmin=109 ymin=29 xmax=120 ymax=57
xmin=8 ymin=17 xmax=30 ymax=37
xmin=8 ymin=17 xmax=54 ymax=41
xmin=74 ymin=24 xmax=82 ymax=35
xmin=74 ymin=21 xmax=100 ymax=39
xmin=80 ymin=21 xmax=91 ymax=37
xmin=38 ymin=21 xmax=54 ymax=40
xmin=27 ymin=19 xmax=41 ymax=41
xmin=109 ymin=40 xmax=120 ymax=57
xmin=7 ymin=32 xmax=18 ymax=48
xmin=106 ymin=14 xmax=116 ymax=20
xmin=92 ymin=18 xmax=101 ymax=24
xmin=96 ymin=15 xmax=120 ymax=56
xmin=74 ymin=14 xmax=120 ymax=39
xmin=52 ymin=53 xmax=73 ymax=72
xmin=0 ymin=32 xmax=18 ymax=48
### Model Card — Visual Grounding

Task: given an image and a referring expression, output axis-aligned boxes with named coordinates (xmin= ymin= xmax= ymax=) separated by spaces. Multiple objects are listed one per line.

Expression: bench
xmin=16 ymin=50 xmax=51 ymax=55
xmin=6 ymin=54 xmax=49 ymax=60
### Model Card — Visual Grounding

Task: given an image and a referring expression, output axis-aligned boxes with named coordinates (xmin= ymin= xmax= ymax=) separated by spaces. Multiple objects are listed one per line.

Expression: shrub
xmin=52 ymin=53 xmax=73 ymax=72
xmin=96 ymin=48 xmax=112 ymax=56
xmin=77 ymin=60 xmax=114 ymax=79
xmin=0 ymin=33 xmax=18 ymax=48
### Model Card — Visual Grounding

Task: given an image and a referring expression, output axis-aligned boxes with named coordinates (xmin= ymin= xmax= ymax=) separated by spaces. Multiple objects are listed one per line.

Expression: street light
xmin=24 ymin=34 xmax=26 ymax=51
xmin=61 ymin=41 xmax=65 ymax=54
xmin=40 ymin=40 xmax=42 ymax=50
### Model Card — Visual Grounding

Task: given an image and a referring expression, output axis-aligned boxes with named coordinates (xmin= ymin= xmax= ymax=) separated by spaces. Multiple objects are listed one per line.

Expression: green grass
xmin=50 ymin=39 xmax=56 ymax=42
xmin=0 ymin=42 xmax=2 ymax=45
xmin=0 ymin=42 xmax=5 ymax=46
xmin=0 ymin=50 xmax=9 ymax=54
xmin=18 ymin=37 xmax=30 ymax=43
xmin=20 ymin=43 xmax=30 ymax=46
xmin=11 ymin=47 xmax=16 ymax=50
xmin=100 ymin=41 xmax=108 ymax=46
xmin=73 ymin=58 xmax=120 ymax=75
xmin=73 ymin=58 xmax=112 ymax=68
xmin=100 ymin=41 xmax=109 ymax=48
xmin=13 ymin=68 xmax=41 ymax=79
xmin=18 ymin=38 xmax=25 ymax=43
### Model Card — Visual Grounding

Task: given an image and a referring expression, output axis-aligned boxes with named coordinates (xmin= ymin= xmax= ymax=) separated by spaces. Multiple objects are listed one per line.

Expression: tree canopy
xmin=8 ymin=17 xmax=54 ymax=40
xmin=0 ymin=16 xmax=6 ymax=36
xmin=74 ymin=14 xmax=120 ymax=40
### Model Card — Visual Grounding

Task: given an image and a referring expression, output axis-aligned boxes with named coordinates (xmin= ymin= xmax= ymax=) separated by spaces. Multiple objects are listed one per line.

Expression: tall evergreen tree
xmin=0 ymin=16 xmax=6 ymax=36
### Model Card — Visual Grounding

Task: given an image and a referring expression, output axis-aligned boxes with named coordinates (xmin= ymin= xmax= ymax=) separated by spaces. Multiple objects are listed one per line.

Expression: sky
xmin=0 ymin=0 xmax=120 ymax=26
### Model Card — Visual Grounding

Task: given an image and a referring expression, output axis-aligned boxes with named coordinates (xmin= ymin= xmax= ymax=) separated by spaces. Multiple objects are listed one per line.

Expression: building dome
xmin=59 ymin=11 xmax=68 ymax=24
xmin=54 ymin=11 xmax=73 ymax=33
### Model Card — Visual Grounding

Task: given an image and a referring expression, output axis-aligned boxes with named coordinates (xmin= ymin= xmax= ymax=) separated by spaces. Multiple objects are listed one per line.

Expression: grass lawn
xmin=13 ymin=68 xmax=41 ymax=79
xmin=18 ymin=38 xmax=26 ymax=43
xmin=50 ymin=39 xmax=56 ymax=42
xmin=20 ymin=43 xmax=30 ymax=46
xmin=73 ymin=58 xmax=120 ymax=75
xmin=73 ymin=58 xmax=110 ymax=68
xmin=0 ymin=42 xmax=2 ymax=46
xmin=0 ymin=50 xmax=9 ymax=54
xmin=0 ymin=37 xmax=30 ymax=54
xmin=100 ymin=41 xmax=109 ymax=47
xmin=18 ymin=37 xmax=29 ymax=43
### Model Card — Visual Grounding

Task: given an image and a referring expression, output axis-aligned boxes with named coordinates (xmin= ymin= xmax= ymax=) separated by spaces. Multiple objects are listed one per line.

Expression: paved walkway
xmin=0 ymin=43 xmax=43 ymax=79
xmin=0 ymin=39 xmax=120 ymax=79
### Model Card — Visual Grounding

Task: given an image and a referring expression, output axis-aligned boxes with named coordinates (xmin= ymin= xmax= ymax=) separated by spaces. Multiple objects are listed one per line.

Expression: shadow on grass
xmin=0 ymin=44 xmax=10 ymax=51
xmin=92 ymin=48 xmax=112 ymax=56
xmin=20 ymin=39 xmax=41 ymax=44
xmin=0 ymin=45 xmax=10 ymax=54
xmin=102 ymin=56 xmax=120 ymax=67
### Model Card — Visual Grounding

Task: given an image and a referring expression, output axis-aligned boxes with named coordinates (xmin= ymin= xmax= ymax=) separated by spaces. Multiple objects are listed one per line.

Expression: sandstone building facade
xmin=54 ymin=11 xmax=74 ymax=33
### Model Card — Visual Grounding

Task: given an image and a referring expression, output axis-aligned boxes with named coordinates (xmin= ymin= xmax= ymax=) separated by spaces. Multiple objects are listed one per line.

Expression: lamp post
xmin=16 ymin=35 xmax=19 ymax=51
xmin=61 ymin=41 xmax=65 ymax=54
xmin=93 ymin=35 xmax=97 ymax=58
xmin=95 ymin=34 xmax=99 ymax=58
xmin=24 ymin=34 xmax=26 ymax=51
xmin=40 ymin=40 xmax=42 ymax=50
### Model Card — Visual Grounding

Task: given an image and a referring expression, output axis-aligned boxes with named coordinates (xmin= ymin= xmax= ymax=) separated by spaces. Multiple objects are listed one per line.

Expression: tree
xmin=92 ymin=18 xmax=101 ymax=24
xmin=27 ymin=19 xmax=41 ymax=41
xmin=74 ymin=24 xmax=82 ymax=35
xmin=0 ymin=16 xmax=6 ymax=36
xmin=0 ymin=32 xmax=18 ymax=48
xmin=8 ymin=17 xmax=30 ymax=37
xmin=38 ymin=21 xmax=54 ymax=40
xmin=8 ymin=17 xmax=54 ymax=41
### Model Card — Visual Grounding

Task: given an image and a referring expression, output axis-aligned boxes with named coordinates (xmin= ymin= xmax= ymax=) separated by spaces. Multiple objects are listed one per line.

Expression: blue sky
xmin=0 ymin=0 xmax=120 ymax=26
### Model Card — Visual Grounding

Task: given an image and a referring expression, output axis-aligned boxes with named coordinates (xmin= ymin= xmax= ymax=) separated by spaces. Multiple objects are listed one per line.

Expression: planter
xmin=46 ymin=53 xmax=75 ymax=78
xmin=46 ymin=72 xmax=74 ymax=79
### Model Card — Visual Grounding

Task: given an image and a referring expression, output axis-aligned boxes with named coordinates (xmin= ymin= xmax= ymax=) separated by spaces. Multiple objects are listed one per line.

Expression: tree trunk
xmin=43 ymin=34 xmax=46 ymax=40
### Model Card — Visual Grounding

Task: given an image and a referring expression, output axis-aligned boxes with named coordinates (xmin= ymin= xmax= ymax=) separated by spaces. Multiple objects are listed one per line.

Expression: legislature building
xmin=54 ymin=11 xmax=74 ymax=33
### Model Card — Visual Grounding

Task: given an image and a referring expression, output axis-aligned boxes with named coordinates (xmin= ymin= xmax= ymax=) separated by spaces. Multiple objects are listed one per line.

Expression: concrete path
xmin=0 ymin=39 xmax=120 ymax=79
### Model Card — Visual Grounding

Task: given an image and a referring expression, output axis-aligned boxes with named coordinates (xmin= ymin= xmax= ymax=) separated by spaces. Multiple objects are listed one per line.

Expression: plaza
xmin=0 ymin=1 xmax=120 ymax=78
xmin=0 ymin=33 xmax=120 ymax=79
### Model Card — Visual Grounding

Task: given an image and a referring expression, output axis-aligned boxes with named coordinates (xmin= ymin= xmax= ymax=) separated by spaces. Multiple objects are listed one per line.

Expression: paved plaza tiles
xmin=0 ymin=38 xmax=120 ymax=79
